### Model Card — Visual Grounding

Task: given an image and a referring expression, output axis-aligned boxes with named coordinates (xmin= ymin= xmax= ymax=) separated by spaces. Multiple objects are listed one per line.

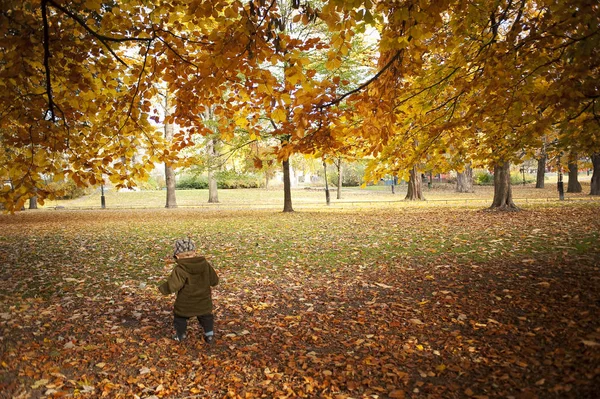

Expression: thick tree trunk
xmin=337 ymin=158 xmax=343 ymax=200
xmin=536 ymin=154 xmax=546 ymax=188
xmin=207 ymin=138 xmax=219 ymax=203
xmin=490 ymin=161 xmax=519 ymax=210
xmin=456 ymin=164 xmax=474 ymax=193
xmin=28 ymin=196 xmax=38 ymax=209
xmin=590 ymin=153 xmax=600 ymax=196
xmin=567 ymin=159 xmax=582 ymax=193
xmin=282 ymin=158 xmax=294 ymax=212
xmin=405 ymin=166 xmax=425 ymax=200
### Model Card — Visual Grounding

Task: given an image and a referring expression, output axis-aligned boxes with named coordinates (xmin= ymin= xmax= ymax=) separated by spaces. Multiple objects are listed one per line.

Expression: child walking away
xmin=159 ymin=238 xmax=219 ymax=344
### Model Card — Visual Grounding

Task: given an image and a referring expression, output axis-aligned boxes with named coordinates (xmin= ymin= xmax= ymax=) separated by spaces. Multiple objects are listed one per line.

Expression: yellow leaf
xmin=271 ymin=108 xmax=286 ymax=123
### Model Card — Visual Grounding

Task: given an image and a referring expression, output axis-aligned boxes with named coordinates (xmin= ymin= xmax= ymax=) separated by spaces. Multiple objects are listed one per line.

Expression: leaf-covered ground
xmin=1 ymin=205 xmax=599 ymax=399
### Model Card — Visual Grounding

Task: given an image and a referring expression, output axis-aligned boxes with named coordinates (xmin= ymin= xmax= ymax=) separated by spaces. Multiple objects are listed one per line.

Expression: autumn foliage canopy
xmin=1 ymin=0 xmax=598 ymax=210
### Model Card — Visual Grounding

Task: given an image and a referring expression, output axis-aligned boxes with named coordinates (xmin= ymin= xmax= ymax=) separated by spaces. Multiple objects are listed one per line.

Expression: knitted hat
xmin=173 ymin=238 xmax=196 ymax=258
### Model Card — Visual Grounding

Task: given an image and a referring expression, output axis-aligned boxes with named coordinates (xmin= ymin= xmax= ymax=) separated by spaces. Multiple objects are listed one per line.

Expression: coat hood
xmin=176 ymin=256 xmax=209 ymax=275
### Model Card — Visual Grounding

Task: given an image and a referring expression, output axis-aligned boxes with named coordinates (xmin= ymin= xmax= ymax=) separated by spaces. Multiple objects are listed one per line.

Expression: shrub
xmin=47 ymin=179 xmax=91 ymax=199
xmin=216 ymin=170 xmax=262 ymax=189
xmin=176 ymin=175 xmax=209 ymax=190
xmin=510 ymin=172 xmax=535 ymax=185
xmin=136 ymin=176 xmax=160 ymax=190
xmin=327 ymin=161 xmax=366 ymax=187
xmin=474 ymin=170 xmax=494 ymax=185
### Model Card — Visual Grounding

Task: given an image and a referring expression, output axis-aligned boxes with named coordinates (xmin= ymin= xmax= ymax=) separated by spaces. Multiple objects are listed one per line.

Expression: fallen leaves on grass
xmin=0 ymin=205 xmax=599 ymax=398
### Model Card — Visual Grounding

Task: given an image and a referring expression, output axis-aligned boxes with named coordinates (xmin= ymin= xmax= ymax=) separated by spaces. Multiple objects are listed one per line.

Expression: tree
xmin=590 ymin=153 xmax=600 ymax=196
xmin=405 ymin=166 xmax=425 ymax=201
xmin=536 ymin=151 xmax=547 ymax=189
xmin=490 ymin=161 xmax=518 ymax=211
xmin=28 ymin=196 xmax=38 ymax=210
xmin=567 ymin=155 xmax=582 ymax=193
xmin=163 ymin=93 xmax=178 ymax=209
xmin=456 ymin=164 xmax=474 ymax=193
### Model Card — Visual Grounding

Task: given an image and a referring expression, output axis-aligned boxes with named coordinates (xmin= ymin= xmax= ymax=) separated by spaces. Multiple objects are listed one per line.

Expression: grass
xmin=1 ymin=201 xmax=599 ymax=398
xmin=40 ymin=180 xmax=598 ymax=210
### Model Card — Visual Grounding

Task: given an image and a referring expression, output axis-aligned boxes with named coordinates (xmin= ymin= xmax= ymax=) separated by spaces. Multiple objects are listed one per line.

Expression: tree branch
xmin=319 ymin=50 xmax=403 ymax=108
xmin=47 ymin=0 xmax=154 ymax=67
xmin=41 ymin=0 xmax=55 ymax=122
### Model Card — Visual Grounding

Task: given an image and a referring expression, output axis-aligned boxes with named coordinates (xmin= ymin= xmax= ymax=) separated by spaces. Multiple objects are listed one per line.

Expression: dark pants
xmin=174 ymin=313 xmax=214 ymax=337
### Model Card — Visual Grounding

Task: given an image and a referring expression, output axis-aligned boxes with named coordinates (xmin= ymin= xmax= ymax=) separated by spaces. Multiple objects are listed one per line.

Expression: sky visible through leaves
xmin=1 ymin=205 xmax=599 ymax=398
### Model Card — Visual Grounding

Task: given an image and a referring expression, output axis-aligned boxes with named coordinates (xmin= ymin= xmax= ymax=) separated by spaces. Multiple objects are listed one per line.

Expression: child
xmin=159 ymin=238 xmax=219 ymax=343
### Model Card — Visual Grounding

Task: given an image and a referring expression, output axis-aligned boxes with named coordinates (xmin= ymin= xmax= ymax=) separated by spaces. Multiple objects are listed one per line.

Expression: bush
xmin=136 ymin=176 xmax=160 ymax=190
xmin=216 ymin=170 xmax=262 ymax=189
xmin=510 ymin=172 xmax=535 ymax=185
xmin=176 ymin=175 xmax=209 ymax=190
xmin=47 ymin=179 xmax=91 ymax=199
xmin=474 ymin=170 xmax=494 ymax=185
xmin=327 ymin=161 xmax=366 ymax=187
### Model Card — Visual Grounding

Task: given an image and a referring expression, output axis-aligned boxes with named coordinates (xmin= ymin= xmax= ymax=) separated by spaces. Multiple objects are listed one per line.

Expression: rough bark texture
xmin=405 ymin=166 xmax=425 ymax=200
xmin=207 ymin=138 xmax=219 ymax=203
xmin=282 ymin=158 xmax=294 ymax=212
xmin=28 ymin=196 xmax=38 ymax=209
xmin=490 ymin=161 xmax=519 ymax=210
xmin=456 ymin=164 xmax=474 ymax=193
xmin=591 ymin=153 xmax=600 ymax=196
xmin=567 ymin=160 xmax=582 ymax=193
xmin=336 ymin=159 xmax=343 ymax=200
xmin=536 ymin=154 xmax=546 ymax=188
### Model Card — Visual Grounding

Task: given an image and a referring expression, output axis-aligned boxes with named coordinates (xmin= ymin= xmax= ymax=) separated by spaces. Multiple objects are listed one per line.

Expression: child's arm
xmin=158 ymin=267 xmax=186 ymax=295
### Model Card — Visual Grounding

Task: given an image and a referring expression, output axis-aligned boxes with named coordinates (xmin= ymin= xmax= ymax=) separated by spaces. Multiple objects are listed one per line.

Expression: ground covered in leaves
xmin=1 ymin=205 xmax=599 ymax=399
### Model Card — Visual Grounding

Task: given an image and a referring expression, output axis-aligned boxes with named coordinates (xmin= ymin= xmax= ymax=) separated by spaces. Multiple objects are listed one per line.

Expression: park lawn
xmin=40 ymin=181 xmax=596 ymax=210
xmin=0 ymin=204 xmax=599 ymax=398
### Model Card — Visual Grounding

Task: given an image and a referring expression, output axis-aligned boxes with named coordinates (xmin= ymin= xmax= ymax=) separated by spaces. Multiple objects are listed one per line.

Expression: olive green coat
xmin=158 ymin=256 xmax=219 ymax=317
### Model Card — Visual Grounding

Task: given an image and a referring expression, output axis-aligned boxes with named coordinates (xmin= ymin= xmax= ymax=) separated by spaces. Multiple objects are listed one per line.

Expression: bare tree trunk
xmin=336 ymin=157 xmax=343 ymax=200
xmin=456 ymin=164 xmax=474 ymax=193
xmin=590 ymin=153 xmax=600 ymax=196
xmin=282 ymin=158 xmax=294 ymax=212
xmin=207 ymin=138 xmax=219 ymax=203
xmin=405 ymin=166 xmax=425 ymax=200
xmin=265 ymin=175 xmax=270 ymax=189
xmin=28 ymin=196 xmax=38 ymax=209
xmin=165 ymin=161 xmax=178 ymax=208
xmin=490 ymin=161 xmax=518 ymax=210
xmin=164 ymin=92 xmax=177 ymax=209
xmin=536 ymin=154 xmax=546 ymax=188
xmin=567 ymin=158 xmax=582 ymax=193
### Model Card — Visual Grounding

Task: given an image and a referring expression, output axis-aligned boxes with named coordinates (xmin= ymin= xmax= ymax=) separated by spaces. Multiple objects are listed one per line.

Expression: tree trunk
xmin=456 ymin=164 xmax=474 ymax=193
xmin=165 ymin=162 xmax=178 ymax=208
xmin=207 ymin=138 xmax=219 ymax=203
xmin=164 ymin=93 xmax=177 ymax=208
xmin=405 ymin=166 xmax=425 ymax=200
xmin=336 ymin=158 xmax=343 ymax=200
xmin=536 ymin=154 xmax=546 ymax=188
xmin=28 ymin=196 xmax=38 ymax=209
xmin=490 ymin=161 xmax=519 ymax=210
xmin=282 ymin=158 xmax=294 ymax=212
xmin=590 ymin=153 xmax=600 ymax=195
xmin=567 ymin=159 xmax=582 ymax=193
